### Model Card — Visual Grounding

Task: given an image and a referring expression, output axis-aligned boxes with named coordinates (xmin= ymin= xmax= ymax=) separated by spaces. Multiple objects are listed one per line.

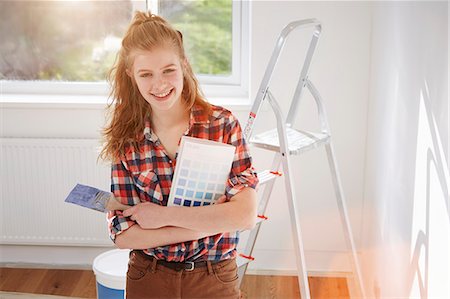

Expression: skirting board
xmin=0 ymin=291 xmax=85 ymax=299
xmin=0 ymin=245 xmax=114 ymax=270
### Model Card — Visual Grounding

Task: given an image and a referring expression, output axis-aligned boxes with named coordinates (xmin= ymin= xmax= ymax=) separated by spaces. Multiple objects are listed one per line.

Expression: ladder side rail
xmin=324 ymin=142 xmax=367 ymax=299
xmin=286 ymin=25 xmax=322 ymax=127
xmin=308 ymin=79 xmax=366 ymax=297
xmin=267 ymin=91 xmax=311 ymax=299
xmin=243 ymin=35 xmax=285 ymax=140
xmin=306 ymin=79 xmax=331 ymax=134
xmin=237 ymin=229 xmax=257 ymax=285
xmin=244 ymin=19 xmax=322 ymax=140
xmin=237 ymin=154 xmax=283 ymax=286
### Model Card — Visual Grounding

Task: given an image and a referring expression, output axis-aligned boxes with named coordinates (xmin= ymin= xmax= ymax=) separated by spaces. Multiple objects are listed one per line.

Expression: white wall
xmin=1 ymin=1 xmax=373 ymax=275
xmin=363 ymin=1 xmax=449 ymax=298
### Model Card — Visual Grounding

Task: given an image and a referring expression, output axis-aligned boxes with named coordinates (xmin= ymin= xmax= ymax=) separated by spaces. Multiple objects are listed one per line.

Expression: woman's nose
xmin=149 ymin=75 xmax=167 ymax=91
xmin=152 ymin=76 xmax=165 ymax=89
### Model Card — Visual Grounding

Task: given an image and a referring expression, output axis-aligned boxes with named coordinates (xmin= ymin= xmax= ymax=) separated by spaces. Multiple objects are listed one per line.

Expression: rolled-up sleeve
xmin=224 ymin=114 xmax=259 ymax=198
xmin=107 ymin=158 xmax=139 ymax=242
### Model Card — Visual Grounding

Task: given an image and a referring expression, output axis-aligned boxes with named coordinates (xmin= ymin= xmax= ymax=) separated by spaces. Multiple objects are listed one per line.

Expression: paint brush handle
xmin=105 ymin=195 xmax=133 ymax=211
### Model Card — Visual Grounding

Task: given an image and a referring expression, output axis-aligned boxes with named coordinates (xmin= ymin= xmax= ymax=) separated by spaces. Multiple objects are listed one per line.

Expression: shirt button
xmin=169 ymin=160 xmax=173 ymax=164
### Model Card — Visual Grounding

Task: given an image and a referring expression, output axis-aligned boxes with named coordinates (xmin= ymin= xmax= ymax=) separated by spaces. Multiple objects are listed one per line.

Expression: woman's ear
xmin=126 ymin=69 xmax=132 ymax=78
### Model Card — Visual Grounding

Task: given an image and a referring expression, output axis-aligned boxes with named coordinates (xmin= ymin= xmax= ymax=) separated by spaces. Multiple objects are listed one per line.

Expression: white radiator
xmin=1 ymin=138 xmax=113 ymax=246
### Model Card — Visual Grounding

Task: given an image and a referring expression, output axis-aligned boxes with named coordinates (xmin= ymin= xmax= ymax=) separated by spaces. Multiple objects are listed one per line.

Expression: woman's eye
xmin=163 ymin=69 xmax=175 ymax=74
xmin=140 ymin=73 xmax=151 ymax=78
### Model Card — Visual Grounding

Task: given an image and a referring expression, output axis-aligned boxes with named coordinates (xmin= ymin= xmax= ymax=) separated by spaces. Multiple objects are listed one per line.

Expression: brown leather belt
xmin=134 ymin=250 xmax=219 ymax=272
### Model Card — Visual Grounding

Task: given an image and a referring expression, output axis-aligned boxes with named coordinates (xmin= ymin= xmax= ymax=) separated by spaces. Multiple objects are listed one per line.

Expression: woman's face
xmin=129 ymin=47 xmax=184 ymax=112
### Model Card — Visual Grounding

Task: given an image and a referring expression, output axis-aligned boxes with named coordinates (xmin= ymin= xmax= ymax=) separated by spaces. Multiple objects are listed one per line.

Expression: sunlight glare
xmin=410 ymin=88 xmax=450 ymax=298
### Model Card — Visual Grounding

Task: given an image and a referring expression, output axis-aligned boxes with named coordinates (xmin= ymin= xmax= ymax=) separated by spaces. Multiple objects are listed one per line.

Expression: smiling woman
xmin=98 ymin=10 xmax=258 ymax=299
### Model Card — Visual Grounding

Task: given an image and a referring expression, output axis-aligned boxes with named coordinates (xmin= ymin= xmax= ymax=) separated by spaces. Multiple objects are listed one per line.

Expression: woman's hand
xmin=122 ymin=202 xmax=167 ymax=229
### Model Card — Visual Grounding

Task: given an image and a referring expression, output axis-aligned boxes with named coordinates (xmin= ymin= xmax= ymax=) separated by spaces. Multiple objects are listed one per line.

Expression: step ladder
xmin=235 ymin=19 xmax=366 ymax=299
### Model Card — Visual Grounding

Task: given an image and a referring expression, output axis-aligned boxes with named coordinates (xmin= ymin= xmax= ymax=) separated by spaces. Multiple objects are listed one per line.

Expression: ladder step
xmin=250 ymin=127 xmax=330 ymax=155
xmin=237 ymin=253 xmax=255 ymax=268
xmin=257 ymin=169 xmax=282 ymax=185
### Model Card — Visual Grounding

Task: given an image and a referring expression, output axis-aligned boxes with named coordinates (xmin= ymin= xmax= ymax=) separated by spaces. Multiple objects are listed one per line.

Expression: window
xmin=0 ymin=0 xmax=249 ymax=99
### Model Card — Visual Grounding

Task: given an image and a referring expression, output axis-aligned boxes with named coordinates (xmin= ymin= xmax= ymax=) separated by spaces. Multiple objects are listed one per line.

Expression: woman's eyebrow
xmin=137 ymin=64 xmax=176 ymax=73
xmin=160 ymin=63 xmax=176 ymax=70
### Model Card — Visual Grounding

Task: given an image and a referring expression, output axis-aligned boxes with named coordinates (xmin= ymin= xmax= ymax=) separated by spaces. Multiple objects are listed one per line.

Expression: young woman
xmin=100 ymin=11 xmax=258 ymax=299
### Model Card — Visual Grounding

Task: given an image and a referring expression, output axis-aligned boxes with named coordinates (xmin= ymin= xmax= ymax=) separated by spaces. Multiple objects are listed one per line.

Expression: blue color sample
xmin=193 ymin=201 xmax=201 ymax=207
xmin=205 ymin=193 xmax=213 ymax=200
xmin=178 ymin=178 xmax=187 ymax=186
xmin=188 ymin=181 xmax=196 ymax=189
xmin=203 ymin=202 xmax=211 ymax=206
xmin=185 ymin=190 xmax=194 ymax=198
xmin=195 ymin=192 xmax=203 ymax=199
xmin=176 ymin=188 xmax=184 ymax=196
xmin=197 ymin=182 xmax=206 ymax=189
xmin=184 ymin=200 xmax=192 ymax=207
xmin=174 ymin=198 xmax=182 ymax=205
xmin=96 ymin=282 xmax=124 ymax=299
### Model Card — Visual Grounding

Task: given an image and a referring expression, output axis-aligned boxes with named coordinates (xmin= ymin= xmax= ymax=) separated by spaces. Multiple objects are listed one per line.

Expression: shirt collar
xmin=143 ymin=104 xmax=209 ymax=143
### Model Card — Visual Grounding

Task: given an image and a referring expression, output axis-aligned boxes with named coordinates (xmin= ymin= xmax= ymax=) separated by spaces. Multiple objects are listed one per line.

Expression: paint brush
xmin=65 ymin=184 xmax=131 ymax=212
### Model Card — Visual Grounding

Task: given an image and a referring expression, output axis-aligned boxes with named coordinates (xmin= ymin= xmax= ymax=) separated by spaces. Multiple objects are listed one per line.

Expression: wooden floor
xmin=0 ymin=267 xmax=350 ymax=299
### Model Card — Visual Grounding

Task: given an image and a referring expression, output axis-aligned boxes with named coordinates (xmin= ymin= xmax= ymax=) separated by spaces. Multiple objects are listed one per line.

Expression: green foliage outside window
xmin=0 ymin=0 xmax=232 ymax=81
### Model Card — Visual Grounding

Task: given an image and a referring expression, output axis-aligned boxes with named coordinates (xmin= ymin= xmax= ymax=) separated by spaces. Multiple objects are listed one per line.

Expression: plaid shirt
xmin=107 ymin=104 xmax=258 ymax=262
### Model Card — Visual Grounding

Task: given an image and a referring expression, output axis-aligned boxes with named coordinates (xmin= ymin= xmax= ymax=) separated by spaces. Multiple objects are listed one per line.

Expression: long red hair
xmin=100 ymin=11 xmax=211 ymax=161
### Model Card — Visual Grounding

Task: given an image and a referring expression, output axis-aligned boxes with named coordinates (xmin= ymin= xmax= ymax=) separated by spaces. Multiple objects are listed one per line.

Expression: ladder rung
xmin=250 ymin=127 xmax=330 ymax=155
xmin=255 ymin=214 xmax=268 ymax=226
xmin=257 ymin=169 xmax=282 ymax=185
xmin=257 ymin=214 xmax=268 ymax=221
xmin=237 ymin=253 xmax=255 ymax=268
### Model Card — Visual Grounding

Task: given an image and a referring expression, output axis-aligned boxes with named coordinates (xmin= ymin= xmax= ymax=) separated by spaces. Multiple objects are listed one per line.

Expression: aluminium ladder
xmin=235 ymin=19 xmax=366 ymax=299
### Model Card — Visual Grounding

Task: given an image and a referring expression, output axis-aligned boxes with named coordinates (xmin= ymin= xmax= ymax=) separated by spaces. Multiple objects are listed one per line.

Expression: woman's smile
xmin=151 ymin=88 xmax=174 ymax=101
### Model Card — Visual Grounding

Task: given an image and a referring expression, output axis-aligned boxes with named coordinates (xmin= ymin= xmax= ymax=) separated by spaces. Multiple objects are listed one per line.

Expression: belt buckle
xmin=185 ymin=261 xmax=195 ymax=271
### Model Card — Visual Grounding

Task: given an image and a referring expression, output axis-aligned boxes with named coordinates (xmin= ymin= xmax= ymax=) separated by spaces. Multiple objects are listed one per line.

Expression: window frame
xmin=0 ymin=0 xmax=250 ymax=103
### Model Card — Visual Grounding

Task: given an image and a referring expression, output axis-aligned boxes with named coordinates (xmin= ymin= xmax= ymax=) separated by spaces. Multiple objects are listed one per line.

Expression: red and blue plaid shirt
xmin=107 ymin=104 xmax=258 ymax=262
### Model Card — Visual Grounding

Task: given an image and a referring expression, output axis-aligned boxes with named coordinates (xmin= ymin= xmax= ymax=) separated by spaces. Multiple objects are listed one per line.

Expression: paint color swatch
xmin=167 ymin=136 xmax=236 ymax=207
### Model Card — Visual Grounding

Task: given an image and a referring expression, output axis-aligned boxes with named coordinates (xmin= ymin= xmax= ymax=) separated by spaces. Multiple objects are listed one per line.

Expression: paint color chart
xmin=167 ymin=136 xmax=236 ymax=207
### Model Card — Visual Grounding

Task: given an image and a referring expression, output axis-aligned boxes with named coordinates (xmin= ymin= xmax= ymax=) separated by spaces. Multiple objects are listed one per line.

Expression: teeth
xmin=153 ymin=89 xmax=172 ymax=97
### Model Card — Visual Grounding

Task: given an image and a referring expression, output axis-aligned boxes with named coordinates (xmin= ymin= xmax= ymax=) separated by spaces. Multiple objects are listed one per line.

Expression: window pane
xmin=0 ymin=0 xmax=233 ymax=82
xmin=159 ymin=0 xmax=232 ymax=76
xmin=0 ymin=0 xmax=133 ymax=81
